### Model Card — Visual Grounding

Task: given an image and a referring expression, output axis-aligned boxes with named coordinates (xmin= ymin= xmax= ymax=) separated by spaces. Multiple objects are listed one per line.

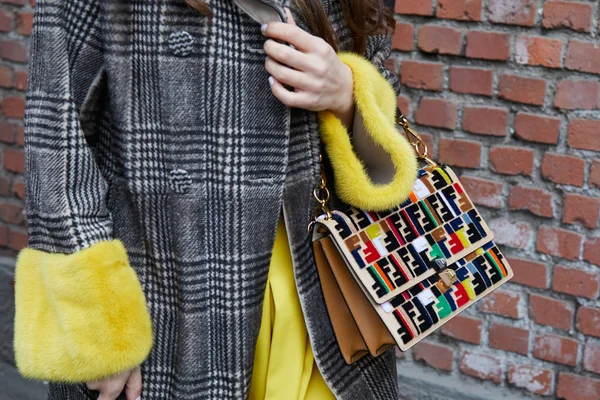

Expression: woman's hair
xmin=184 ymin=0 xmax=394 ymax=54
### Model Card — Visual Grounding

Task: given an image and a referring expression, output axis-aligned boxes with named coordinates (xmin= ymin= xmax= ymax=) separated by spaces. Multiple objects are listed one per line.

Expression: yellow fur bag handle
xmin=318 ymin=52 xmax=418 ymax=212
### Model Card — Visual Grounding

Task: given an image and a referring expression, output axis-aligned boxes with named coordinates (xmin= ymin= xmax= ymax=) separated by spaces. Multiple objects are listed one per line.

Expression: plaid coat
xmin=21 ymin=0 xmax=402 ymax=398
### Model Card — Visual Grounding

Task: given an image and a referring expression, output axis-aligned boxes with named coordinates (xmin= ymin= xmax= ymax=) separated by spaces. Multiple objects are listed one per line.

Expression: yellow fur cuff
xmin=14 ymin=239 xmax=153 ymax=383
xmin=318 ymin=52 xmax=417 ymax=211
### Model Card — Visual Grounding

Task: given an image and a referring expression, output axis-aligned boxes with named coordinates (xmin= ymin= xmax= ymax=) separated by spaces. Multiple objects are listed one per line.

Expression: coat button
xmin=169 ymin=169 xmax=192 ymax=193
xmin=168 ymin=31 xmax=195 ymax=57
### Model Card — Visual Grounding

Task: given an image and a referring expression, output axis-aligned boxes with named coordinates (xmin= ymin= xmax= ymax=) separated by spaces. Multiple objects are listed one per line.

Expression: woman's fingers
xmin=262 ymin=21 xmax=316 ymax=52
xmin=86 ymin=367 xmax=137 ymax=400
xmin=269 ymin=77 xmax=318 ymax=110
xmin=265 ymin=57 xmax=308 ymax=90
xmin=263 ymin=39 xmax=311 ymax=71
xmin=125 ymin=366 xmax=143 ymax=400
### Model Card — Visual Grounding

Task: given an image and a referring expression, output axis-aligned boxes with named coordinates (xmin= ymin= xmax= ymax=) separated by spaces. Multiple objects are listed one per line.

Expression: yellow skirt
xmin=249 ymin=215 xmax=337 ymax=400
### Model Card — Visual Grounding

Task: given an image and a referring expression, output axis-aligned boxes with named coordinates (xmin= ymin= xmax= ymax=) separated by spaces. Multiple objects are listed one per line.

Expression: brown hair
xmin=184 ymin=0 xmax=394 ymax=54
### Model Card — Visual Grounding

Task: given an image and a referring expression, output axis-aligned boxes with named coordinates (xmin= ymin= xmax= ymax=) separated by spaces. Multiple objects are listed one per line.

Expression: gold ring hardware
xmin=435 ymin=269 xmax=458 ymax=294
xmin=396 ymin=114 xmax=438 ymax=167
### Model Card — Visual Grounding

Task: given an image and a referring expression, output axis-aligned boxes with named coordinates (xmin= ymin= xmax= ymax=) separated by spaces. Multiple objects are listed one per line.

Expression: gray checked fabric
xmin=24 ymin=0 xmax=402 ymax=399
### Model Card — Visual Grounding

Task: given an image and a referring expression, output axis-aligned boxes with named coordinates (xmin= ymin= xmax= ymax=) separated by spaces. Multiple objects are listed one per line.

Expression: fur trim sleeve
xmin=14 ymin=239 xmax=153 ymax=383
xmin=318 ymin=52 xmax=417 ymax=211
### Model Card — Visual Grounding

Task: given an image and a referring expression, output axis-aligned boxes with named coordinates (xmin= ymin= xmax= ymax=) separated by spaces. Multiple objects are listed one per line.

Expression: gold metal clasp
xmin=396 ymin=114 xmax=438 ymax=167
xmin=313 ymin=154 xmax=333 ymax=220
xmin=435 ymin=269 xmax=458 ymax=294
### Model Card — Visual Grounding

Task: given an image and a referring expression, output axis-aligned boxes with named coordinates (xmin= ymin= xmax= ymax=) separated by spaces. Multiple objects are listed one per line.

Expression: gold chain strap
xmin=311 ymin=112 xmax=437 ymax=224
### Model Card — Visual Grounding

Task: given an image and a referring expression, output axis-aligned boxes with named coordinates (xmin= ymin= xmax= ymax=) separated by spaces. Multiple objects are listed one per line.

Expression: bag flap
xmin=315 ymin=164 xmax=494 ymax=305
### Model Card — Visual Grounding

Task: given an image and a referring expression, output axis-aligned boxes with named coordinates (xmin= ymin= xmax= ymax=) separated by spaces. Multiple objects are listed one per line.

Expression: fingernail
xmin=268 ymin=76 xmax=274 ymax=86
xmin=136 ymin=397 xmax=141 ymax=400
xmin=260 ymin=24 xmax=267 ymax=34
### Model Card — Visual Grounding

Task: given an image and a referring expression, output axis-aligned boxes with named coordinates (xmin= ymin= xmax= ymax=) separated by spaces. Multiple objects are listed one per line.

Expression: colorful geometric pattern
xmin=317 ymin=164 xmax=513 ymax=351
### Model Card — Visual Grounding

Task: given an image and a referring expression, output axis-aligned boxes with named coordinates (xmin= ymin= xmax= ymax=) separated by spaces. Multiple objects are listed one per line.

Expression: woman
xmin=14 ymin=0 xmax=408 ymax=399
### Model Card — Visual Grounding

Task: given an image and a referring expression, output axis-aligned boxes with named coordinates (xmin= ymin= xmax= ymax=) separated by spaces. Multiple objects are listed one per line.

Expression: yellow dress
xmin=249 ymin=214 xmax=337 ymax=400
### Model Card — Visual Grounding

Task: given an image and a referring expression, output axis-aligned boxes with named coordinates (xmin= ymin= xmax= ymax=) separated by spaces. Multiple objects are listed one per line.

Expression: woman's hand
xmin=86 ymin=365 xmax=142 ymax=400
xmin=262 ymin=8 xmax=355 ymax=128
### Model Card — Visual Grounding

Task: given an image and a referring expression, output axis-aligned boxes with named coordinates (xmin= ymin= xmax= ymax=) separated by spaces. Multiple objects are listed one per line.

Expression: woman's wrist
xmin=330 ymin=63 xmax=355 ymax=129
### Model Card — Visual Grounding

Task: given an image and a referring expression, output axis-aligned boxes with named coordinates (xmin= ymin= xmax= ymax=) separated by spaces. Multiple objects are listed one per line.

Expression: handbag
xmin=311 ymin=113 xmax=514 ymax=364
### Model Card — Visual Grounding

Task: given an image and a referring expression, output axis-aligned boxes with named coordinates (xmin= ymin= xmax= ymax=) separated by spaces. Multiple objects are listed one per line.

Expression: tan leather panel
xmin=313 ymin=240 xmax=369 ymax=364
xmin=319 ymin=236 xmax=396 ymax=356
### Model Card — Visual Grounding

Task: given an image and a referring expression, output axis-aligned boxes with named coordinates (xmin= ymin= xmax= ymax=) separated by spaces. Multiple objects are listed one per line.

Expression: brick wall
xmin=387 ymin=0 xmax=600 ymax=399
xmin=0 ymin=0 xmax=31 ymax=258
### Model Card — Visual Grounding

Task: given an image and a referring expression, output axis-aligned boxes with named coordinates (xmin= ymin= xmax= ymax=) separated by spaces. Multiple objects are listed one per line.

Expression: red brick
xmin=392 ymin=22 xmax=414 ymax=52
xmin=438 ymin=138 xmax=480 ymax=168
xmin=568 ymin=118 xmax=600 ymax=151
xmin=0 ymin=10 xmax=12 ymax=33
xmin=489 ymin=323 xmax=529 ymax=355
xmin=460 ymin=176 xmax=504 ymax=209
xmin=0 ymin=224 xmax=7 ymax=247
xmin=2 ymin=96 xmax=25 ymax=119
xmin=414 ymin=98 xmax=457 ymax=130
xmin=15 ymin=124 xmax=23 ymax=146
xmin=397 ymin=95 xmax=410 ymax=116
xmin=0 ymin=40 xmax=28 ymax=63
xmin=462 ymin=106 xmax=508 ymax=136
xmin=508 ymin=365 xmax=553 ymax=396
xmin=533 ymin=334 xmax=579 ymax=366
xmin=554 ymin=80 xmax=600 ymax=110
xmin=29 ymin=0 xmax=35 ymax=6
xmin=499 ymin=74 xmax=546 ymax=105
xmin=489 ymin=146 xmax=533 ymax=176
xmin=436 ymin=0 xmax=482 ymax=21
xmin=591 ymin=160 xmax=600 ymax=189
xmin=466 ymin=31 xmax=510 ymax=61
xmin=541 ymin=153 xmax=585 ymax=187
xmin=400 ymin=60 xmax=444 ymax=91
xmin=3 ymin=148 xmax=24 ymax=174
xmin=479 ymin=290 xmax=520 ymax=319
xmin=558 ymin=373 xmax=600 ymax=400
xmin=16 ymin=11 xmax=32 ymax=36
xmin=0 ymin=0 xmax=25 ymax=6
xmin=449 ymin=66 xmax=493 ymax=96
xmin=14 ymin=70 xmax=26 ymax=91
xmin=584 ymin=237 xmax=600 ymax=267
xmin=12 ymin=179 xmax=24 ymax=200
xmin=536 ymin=226 xmax=583 ymax=261
xmin=418 ymin=133 xmax=434 ymax=159
xmin=440 ymin=315 xmax=482 ymax=344
xmin=488 ymin=0 xmax=536 ymax=26
xmin=565 ymin=40 xmax=600 ymax=75
xmin=509 ymin=186 xmax=553 ymax=218
xmin=0 ymin=177 xmax=11 ymax=197
xmin=578 ymin=307 xmax=600 ymax=337
xmin=506 ymin=257 xmax=548 ymax=289
xmin=553 ymin=265 xmax=599 ymax=299
xmin=543 ymin=1 xmax=593 ymax=33
xmin=9 ymin=228 xmax=27 ymax=251
xmin=0 ymin=201 xmax=24 ymax=225
xmin=530 ymin=293 xmax=574 ymax=330
xmin=0 ymin=65 xmax=12 ymax=88
xmin=563 ymin=193 xmax=600 ymax=229
xmin=459 ymin=351 xmax=502 ymax=383
xmin=514 ymin=112 xmax=561 ymax=144
xmin=417 ymin=25 xmax=462 ymax=55
xmin=515 ymin=36 xmax=564 ymax=68
xmin=583 ymin=342 xmax=600 ymax=374
xmin=0 ymin=121 xmax=15 ymax=144
xmin=488 ymin=218 xmax=532 ymax=249
xmin=395 ymin=0 xmax=433 ymax=16
xmin=412 ymin=341 xmax=454 ymax=371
